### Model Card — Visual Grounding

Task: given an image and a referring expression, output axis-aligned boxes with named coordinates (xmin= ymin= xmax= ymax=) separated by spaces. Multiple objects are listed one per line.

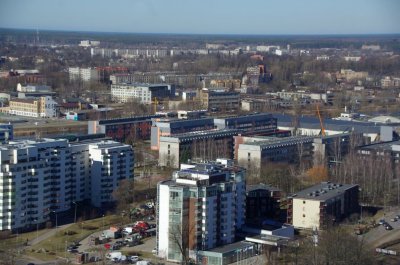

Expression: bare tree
xmin=112 ymin=179 xmax=135 ymax=213
xmin=169 ymin=221 xmax=195 ymax=265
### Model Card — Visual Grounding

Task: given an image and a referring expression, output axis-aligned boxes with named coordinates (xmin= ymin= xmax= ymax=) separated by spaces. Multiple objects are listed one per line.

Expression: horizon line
xmin=1 ymin=27 xmax=400 ymax=37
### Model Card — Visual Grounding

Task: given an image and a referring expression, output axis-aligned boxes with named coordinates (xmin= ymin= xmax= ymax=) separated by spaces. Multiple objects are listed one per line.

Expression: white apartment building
xmin=68 ymin=67 xmax=99 ymax=82
xmin=87 ymin=141 xmax=133 ymax=207
xmin=0 ymin=139 xmax=134 ymax=231
xmin=111 ymin=83 xmax=172 ymax=104
xmin=156 ymin=159 xmax=246 ymax=263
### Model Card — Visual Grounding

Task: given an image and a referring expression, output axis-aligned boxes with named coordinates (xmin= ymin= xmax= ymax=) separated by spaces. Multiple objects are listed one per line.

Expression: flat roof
xmin=241 ymin=136 xmax=314 ymax=149
xmin=359 ymin=140 xmax=400 ymax=151
xmin=246 ymin=184 xmax=280 ymax=192
xmin=292 ymin=182 xmax=358 ymax=201
xmin=202 ymin=241 xmax=254 ymax=254
xmin=160 ymin=129 xmax=241 ymax=141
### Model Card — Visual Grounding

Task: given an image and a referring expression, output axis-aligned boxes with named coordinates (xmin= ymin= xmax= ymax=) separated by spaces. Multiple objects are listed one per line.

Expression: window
xmin=303 ymin=214 xmax=306 ymax=218
xmin=303 ymin=201 xmax=306 ymax=204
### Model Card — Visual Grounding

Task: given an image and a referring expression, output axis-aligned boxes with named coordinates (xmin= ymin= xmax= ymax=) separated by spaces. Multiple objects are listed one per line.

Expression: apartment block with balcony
xmin=0 ymin=138 xmax=134 ymax=231
xmin=68 ymin=67 xmax=99 ymax=82
xmin=156 ymin=159 xmax=246 ymax=263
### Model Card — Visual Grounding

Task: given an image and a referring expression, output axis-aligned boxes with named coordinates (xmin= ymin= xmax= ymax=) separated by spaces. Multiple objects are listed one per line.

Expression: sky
xmin=0 ymin=0 xmax=399 ymax=35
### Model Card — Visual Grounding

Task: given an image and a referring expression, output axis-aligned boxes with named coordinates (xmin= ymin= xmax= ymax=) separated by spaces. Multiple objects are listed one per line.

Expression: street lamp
xmin=102 ymin=214 xmax=105 ymax=230
xmin=72 ymin=201 xmax=77 ymax=223
xmin=52 ymin=211 xmax=58 ymax=232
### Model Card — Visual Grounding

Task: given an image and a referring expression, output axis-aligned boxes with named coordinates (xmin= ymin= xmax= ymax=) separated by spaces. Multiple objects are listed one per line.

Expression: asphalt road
xmin=363 ymin=208 xmax=400 ymax=248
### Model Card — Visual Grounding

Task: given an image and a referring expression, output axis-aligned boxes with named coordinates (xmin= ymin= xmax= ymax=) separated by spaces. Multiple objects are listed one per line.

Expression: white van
xmin=106 ymin=251 xmax=122 ymax=260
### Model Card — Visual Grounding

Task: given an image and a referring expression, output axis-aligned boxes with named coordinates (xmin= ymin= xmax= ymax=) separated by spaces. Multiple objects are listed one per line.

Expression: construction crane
xmin=316 ymin=104 xmax=326 ymax=137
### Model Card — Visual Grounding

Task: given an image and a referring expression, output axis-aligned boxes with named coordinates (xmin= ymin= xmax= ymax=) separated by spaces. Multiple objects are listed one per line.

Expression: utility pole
xmin=73 ymin=201 xmax=77 ymax=223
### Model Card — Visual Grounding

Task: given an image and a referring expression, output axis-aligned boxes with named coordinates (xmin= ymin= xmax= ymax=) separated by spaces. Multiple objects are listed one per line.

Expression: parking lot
xmin=74 ymin=217 xmax=157 ymax=263
xmin=363 ymin=208 xmax=400 ymax=248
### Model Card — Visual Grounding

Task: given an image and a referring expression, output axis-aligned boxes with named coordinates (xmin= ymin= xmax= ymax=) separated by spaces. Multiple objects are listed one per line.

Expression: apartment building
xmin=237 ymin=136 xmax=314 ymax=170
xmin=246 ymin=184 xmax=281 ymax=224
xmin=9 ymin=96 xmax=57 ymax=118
xmin=111 ymin=83 xmax=173 ymax=104
xmin=199 ymin=88 xmax=240 ymax=111
xmin=156 ymin=159 xmax=246 ymax=262
xmin=0 ymin=138 xmax=134 ymax=231
xmin=110 ymin=74 xmax=136 ymax=84
xmin=151 ymin=118 xmax=215 ymax=150
xmin=68 ymin=67 xmax=99 ymax=82
xmin=287 ymin=182 xmax=359 ymax=230
xmin=337 ymin=69 xmax=368 ymax=81
xmin=214 ymin=113 xmax=277 ymax=134
xmin=159 ymin=129 xmax=240 ymax=168
xmin=381 ymin=76 xmax=400 ymax=88
xmin=357 ymin=140 xmax=400 ymax=179
xmin=88 ymin=115 xmax=164 ymax=142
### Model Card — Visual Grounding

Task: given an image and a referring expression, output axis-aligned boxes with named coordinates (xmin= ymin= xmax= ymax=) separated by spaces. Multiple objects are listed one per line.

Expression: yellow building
xmin=9 ymin=96 xmax=57 ymax=118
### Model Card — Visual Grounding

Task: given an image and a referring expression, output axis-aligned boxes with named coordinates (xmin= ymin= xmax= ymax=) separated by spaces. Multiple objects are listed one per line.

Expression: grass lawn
xmin=0 ymin=228 xmax=50 ymax=249
xmin=24 ymin=215 xmax=123 ymax=261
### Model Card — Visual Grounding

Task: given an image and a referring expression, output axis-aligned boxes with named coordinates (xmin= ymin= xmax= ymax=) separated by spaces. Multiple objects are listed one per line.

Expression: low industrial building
xmin=287 ymin=182 xmax=359 ymax=230
xmin=196 ymin=241 xmax=256 ymax=265
xmin=272 ymin=113 xmax=388 ymax=142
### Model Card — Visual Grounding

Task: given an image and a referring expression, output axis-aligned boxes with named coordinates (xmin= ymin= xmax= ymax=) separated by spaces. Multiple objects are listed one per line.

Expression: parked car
xmin=129 ymin=256 xmax=140 ymax=262
xmin=106 ymin=252 xmax=123 ymax=260
xmin=385 ymin=224 xmax=393 ymax=230
xmin=390 ymin=218 xmax=397 ymax=222
xmin=378 ymin=219 xmax=386 ymax=225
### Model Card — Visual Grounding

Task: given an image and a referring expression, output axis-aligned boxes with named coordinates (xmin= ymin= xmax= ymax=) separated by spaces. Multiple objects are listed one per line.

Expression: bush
xmin=82 ymin=225 xmax=98 ymax=230
xmin=64 ymin=230 xmax=77 ymax=236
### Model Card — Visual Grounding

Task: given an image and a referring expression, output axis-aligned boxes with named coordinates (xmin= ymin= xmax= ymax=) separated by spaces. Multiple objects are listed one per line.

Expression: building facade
xmin=199 ymin=88 xmax=240 ymax=111
xmin=237 ymin=136 xmax=314 ymax=171
xmin=111 ymin=83 xmax=173 ymax=103
xmin=156 ymin=159 xmax=246 ymax=262
xmin=159 ymin=129 xmax=240 ymax=168
xmin=151 ymin=118 xmax=215 ymax=150
xmin=0 ymin=139 xmax=134 ymax=231
xmin=287 ymin=182 xmax=359 ymax=230
xmin=9 ymin=96 xmax=58 ymax=118
xmin=88 ymin=115 xmax=164 ymax=142
xmin=214 ymin=113 xmax=277 ymax=135
xmin=68 ymin=67 xmax=99 ymax=82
